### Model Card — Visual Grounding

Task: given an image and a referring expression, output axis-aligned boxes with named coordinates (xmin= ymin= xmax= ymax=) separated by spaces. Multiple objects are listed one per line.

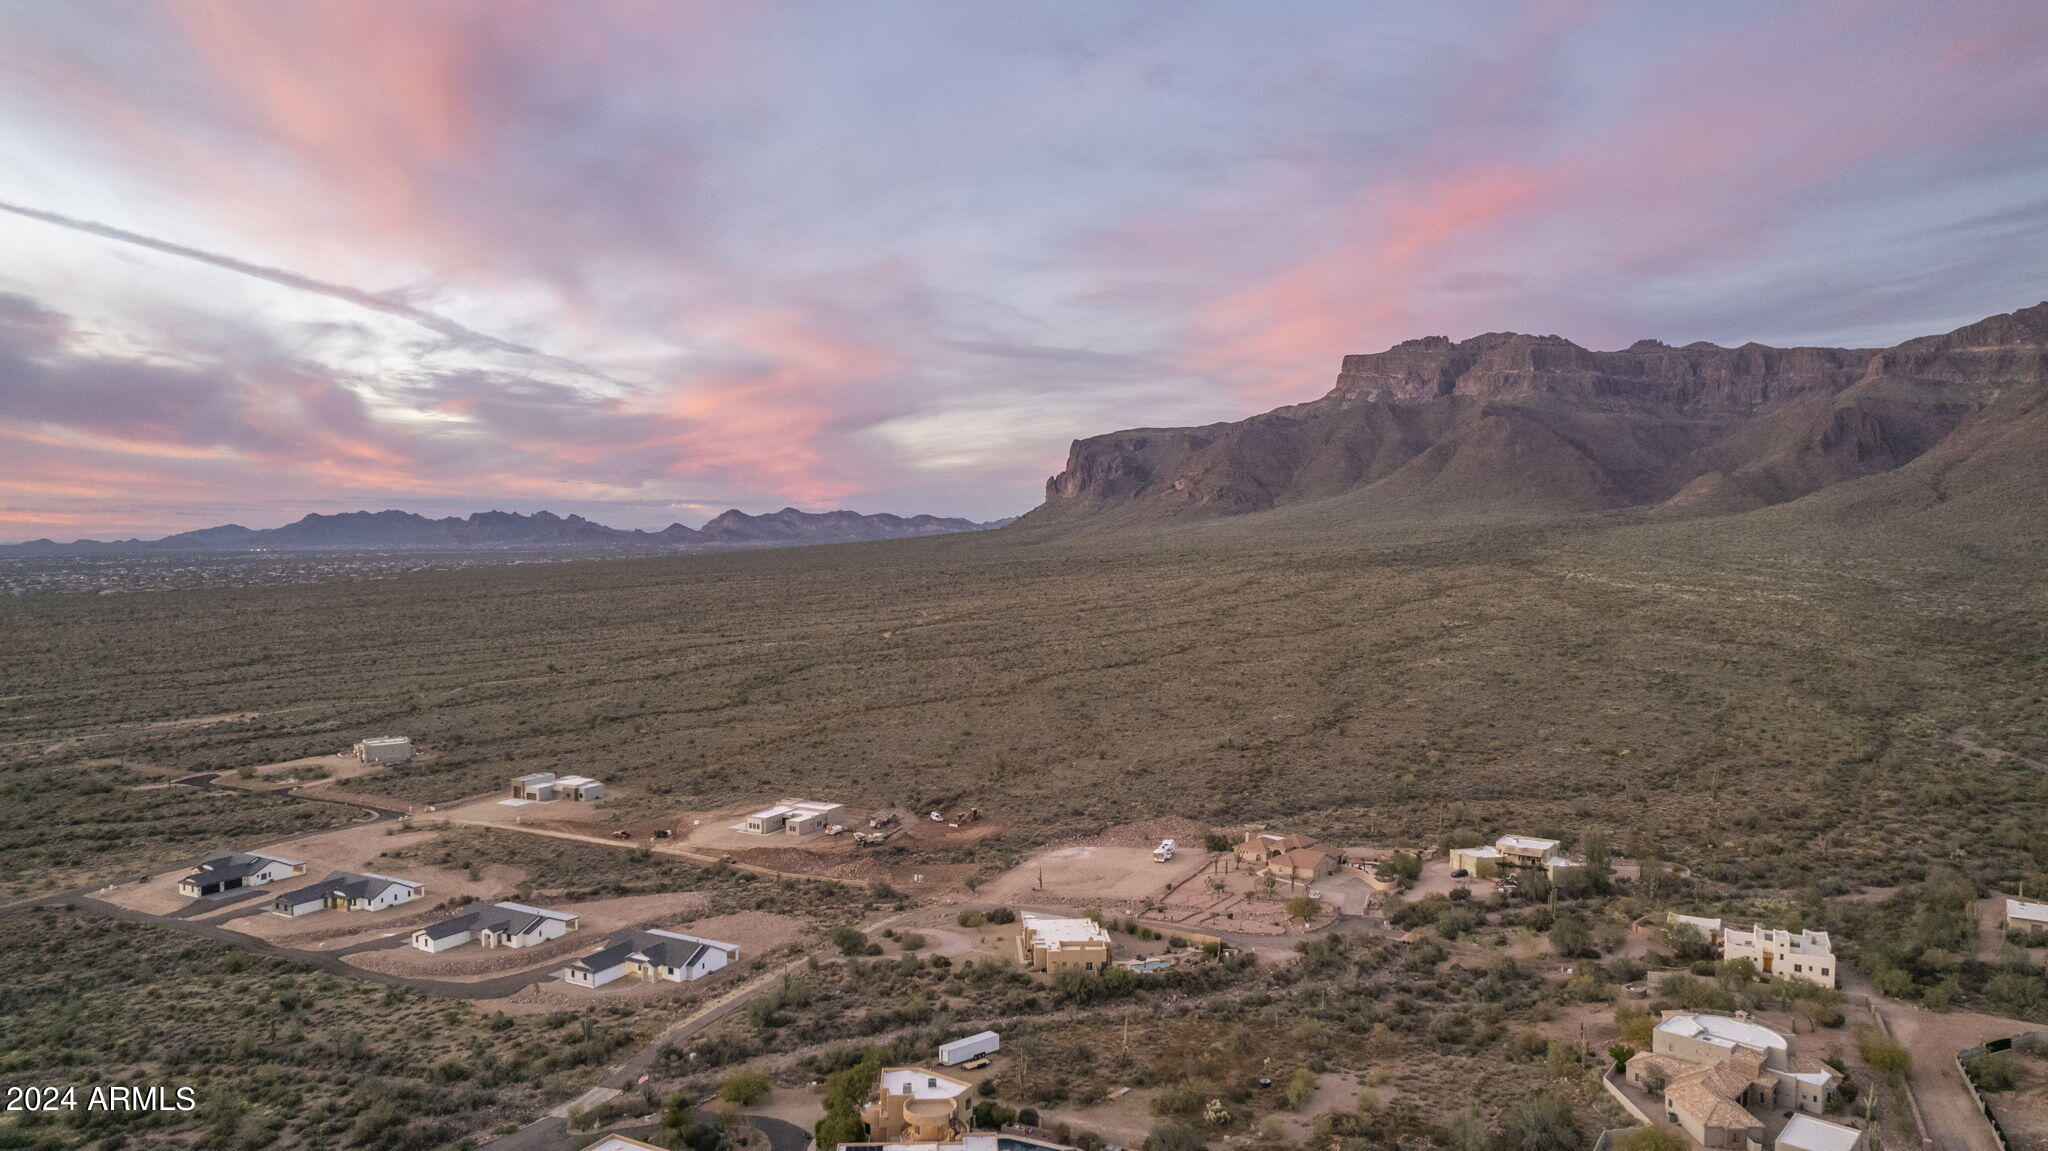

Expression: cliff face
xmin=1033 ymin=302 xmax=2048 ymax=524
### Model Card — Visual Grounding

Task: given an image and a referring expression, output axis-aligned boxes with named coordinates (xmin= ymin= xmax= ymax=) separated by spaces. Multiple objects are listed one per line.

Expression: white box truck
xmin=938 ymin=1030 xmax=1001 ymax=1066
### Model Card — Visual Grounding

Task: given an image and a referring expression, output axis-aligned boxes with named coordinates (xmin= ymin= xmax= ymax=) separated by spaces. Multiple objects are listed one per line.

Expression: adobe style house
xmin=1625 ymin=1012 xmax=1852 ymax=1150
xmin=1723 ymin=924 xmax=1837 ymax=987
xmin=558 ymin=929 xmax=737 ymax=988
xmin=1449 ymin=835 xmax=1582 ymax=878
xmin=1236 ymin=831 xmax=1318 ymax=865
xmin=742 ymin=799 xmax=845 ymax=835
xmin=1269 ymin=847 xmax=1339 ymax=883
xmin=352 ymin=736 xmax=413 ymax=764
xmin=1014 ymin=913 xmax=1111 ymax=972
xmin=2006 ymin=898 xmax=2048 ymax=935
xmin=269 ymin=871 xmax=424 ymax=917
xmin=860 ymin=1067 xmax=974 ymax=1143
xmin=412 ymin=902 xmax=580 ymax=952
xmin=1778 ymin=1113 xmax=1869 ymax=1151
xmin=178 ymin=851 xmax=305 ymax=898
xmin=507 ymin=771 xmax=606 ymax=802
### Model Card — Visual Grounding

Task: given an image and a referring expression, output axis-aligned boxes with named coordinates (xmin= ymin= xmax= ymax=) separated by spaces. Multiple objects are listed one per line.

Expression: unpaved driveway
xmin=1865 ymin=991 xmax=2031 ymax=1151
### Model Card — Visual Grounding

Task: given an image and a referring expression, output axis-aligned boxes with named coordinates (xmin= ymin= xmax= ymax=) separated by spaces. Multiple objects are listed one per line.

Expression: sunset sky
xmin=4 ymin=2 xmax=2048 ymax=540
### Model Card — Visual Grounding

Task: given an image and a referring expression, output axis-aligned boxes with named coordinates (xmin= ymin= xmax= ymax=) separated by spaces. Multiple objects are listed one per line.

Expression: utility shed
xmin=938 ymin=1031 xmax=1000 ymax=1065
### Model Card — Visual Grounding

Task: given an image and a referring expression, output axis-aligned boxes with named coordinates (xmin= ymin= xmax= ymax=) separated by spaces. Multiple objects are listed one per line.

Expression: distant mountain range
xmin=2 ymin=506 xmax=1010 ymax=555
xmin=1023 ymin=300 xmax=2048 ymax=536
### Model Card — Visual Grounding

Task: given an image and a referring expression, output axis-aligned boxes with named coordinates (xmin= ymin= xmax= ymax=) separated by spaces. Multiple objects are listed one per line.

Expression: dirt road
xmin=1861 ymin=985 xmax=2029 ymax=1151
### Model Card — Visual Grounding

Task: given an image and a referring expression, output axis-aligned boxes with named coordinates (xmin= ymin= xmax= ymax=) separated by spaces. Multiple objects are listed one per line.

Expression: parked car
xmin=1450 ymin=868 xmax=1469 ymax=878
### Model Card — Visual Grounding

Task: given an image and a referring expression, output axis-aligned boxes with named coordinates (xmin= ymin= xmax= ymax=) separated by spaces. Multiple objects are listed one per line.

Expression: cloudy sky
xmin=4 ymin=1 xmax=2048 ymax=540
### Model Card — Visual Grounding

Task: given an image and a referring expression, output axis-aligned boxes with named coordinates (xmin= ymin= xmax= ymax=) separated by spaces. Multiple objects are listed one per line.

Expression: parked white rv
xmin=1154 ymin=838 xmax=1176 ymax=862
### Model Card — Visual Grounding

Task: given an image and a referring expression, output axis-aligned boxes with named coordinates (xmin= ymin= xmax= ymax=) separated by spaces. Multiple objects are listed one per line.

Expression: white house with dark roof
xmin=559 ymin=929 xmax=737 ymax=987
xmin=269 ymin=871 xmax=424 ymax=917
xmin=178 ymin=851 xmax=305 ymax=898
xmin=412 ymin=902 xmax=580 ymax=952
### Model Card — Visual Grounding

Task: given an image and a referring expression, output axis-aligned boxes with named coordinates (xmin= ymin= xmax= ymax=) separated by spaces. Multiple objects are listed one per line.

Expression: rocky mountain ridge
xmin=1033 ymin=301 xmax=2048 ymax=524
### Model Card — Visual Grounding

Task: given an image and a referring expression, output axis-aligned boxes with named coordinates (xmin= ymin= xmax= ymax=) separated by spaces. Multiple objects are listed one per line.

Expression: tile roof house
xmin=269 ymin=871 xmax=424 ymax=917
xmin=1236 ymin=831 xmax=1318 ymax=864
xmin=1625 ymin=1012 xmax=1851 ymax=1150
xmin=1269 ymin=847 xmax=1340 ymax=883
xmin=412 ymin=902 xmax=580 ymax=952
xmin=178 ymin=851 xmax=306 ymax=898
xmin=558 ymin=929 xmax=737 ymax=988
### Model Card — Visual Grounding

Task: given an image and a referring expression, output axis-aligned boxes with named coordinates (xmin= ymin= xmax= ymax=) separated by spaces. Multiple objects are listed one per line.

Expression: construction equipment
xmin=868 ymin=811 xmax=898 ymax=829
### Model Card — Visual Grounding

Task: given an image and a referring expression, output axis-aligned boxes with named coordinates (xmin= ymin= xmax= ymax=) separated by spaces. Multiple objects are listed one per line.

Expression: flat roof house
xmin=1450 ymin=835 xmax=1580 ymax=877
xmin=559 ymin=929 xmax=737 ymax=988
xmin=1624 ymin=1012 xmax=1849 ymax=1150
xmin=412 ymin=902 xmax=579 ymax=952
xmin=860 ymin=1067 xmax=974 ymax=1144
xmin=1015 ymin=913 xmax=1111 ymax=972
xmin=1723 ymin=924 xmax=1836 ymax=987
xmin=353 ymin=736 xmax=413 ymax=764
xmin=743 ymin=799 xmax=844 ymax=835
xmin=1778 ymin=1113 xmax=1869 ymax=1151
xmin=507 ymin=772 xmax=605 ymax=802
xmin=2006 ymin=898 xmax=2048 ymax=935
xmin=270 ymin=871 xmax=424 ymax=917
xmin=178 ymin=851 xmax=305 ymax=898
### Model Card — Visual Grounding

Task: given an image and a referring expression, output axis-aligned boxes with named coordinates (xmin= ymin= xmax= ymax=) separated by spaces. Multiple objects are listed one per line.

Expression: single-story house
xmin=1015 ymin=912 xmax=1112 ymax=972
xmin=270 ymin=871 xmax=424 ymax=917
xmin=353 ymin=736 xmax=413 ymax=764
xmin=507 ymin=772 xmax=604 ymax=802
xmin=742 ymin=799 xmax=844 ymax=835
xmin=1777 ymin=1114 xmax=1869 ymax=1151
xmin=559 ymin=929 xmax=738 ymax=987
xmin=1236 ymin=831 xmax=1318 ymax=864
xmin=178 ymin=851 xmax=306 ymax=898
xmin=1447 ymin=844 xmax=1503 ymax=872
xmin=2006 ymin=898 xmax=2048 ymax=935
xmin=412 ymin=901 xmax=580 ymax=952
xmin=1269 ymin=847 xmax=1340 ymax=883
